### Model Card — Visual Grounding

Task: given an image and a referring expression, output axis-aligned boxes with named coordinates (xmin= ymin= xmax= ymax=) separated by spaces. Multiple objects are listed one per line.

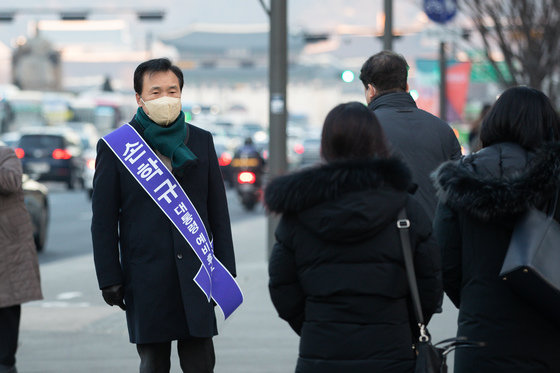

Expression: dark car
xmin=15 ymin=127 xmax=85 ymax=189
xmin=22 ymin=174 xmax=50 ymax=251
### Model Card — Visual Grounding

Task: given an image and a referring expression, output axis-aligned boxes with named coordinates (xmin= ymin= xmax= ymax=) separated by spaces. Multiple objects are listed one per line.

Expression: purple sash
xmin=103 ymin=124 xmax=243 ymax=319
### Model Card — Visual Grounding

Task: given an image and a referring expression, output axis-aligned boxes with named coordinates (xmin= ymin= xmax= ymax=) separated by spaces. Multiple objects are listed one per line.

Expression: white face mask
xmin=141 ymin=96 xmax=182 ymax=126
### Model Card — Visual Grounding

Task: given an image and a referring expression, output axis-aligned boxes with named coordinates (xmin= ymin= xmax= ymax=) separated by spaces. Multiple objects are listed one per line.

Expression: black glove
xmin=101 ymin=284 xmax=126 ymax=311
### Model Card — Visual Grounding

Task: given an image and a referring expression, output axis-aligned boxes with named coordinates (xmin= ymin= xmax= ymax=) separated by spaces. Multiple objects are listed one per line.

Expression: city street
xmin=17 ymin=184 xmax=458 ymax=373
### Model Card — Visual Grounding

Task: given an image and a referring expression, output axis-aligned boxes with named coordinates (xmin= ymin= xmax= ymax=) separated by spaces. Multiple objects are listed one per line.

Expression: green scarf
xmin=135 ymin=107 xmax=198 ymax=169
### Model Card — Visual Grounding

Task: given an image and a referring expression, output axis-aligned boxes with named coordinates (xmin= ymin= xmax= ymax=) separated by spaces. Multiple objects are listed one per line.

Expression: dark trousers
xmin=0 ymin=305 xmax=21 ymax=373
xmin=137 ymin=338 xmax=215 ymax=373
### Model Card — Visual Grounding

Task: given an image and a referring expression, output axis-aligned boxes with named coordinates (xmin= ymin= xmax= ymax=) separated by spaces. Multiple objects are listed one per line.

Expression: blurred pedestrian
xmin=467 ymin=103 xmax=491 ymax=153
xmin=360 ymin=50 xmax=461 ymax=220
xmin=0 ymin=144 xmax=43 ymax=373
xmin=91 ymin=58 xmax=241 ymax=373
xmin=266 ymin=102 xmax=442 ymax=372
xmin=433 ymin=86 xmax=560 ymax=373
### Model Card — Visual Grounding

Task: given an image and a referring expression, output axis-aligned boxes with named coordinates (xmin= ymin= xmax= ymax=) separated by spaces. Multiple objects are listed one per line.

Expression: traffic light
xmin=341 ymin=70 xmax=355 ymax=83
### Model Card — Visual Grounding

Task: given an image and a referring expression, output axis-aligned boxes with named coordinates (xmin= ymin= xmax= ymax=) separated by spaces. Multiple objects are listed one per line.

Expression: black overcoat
xmin=91 ymin=117 xmax=236 ymax=343
xmin=265 ymin=158 xmax=442 ymax=373
xmin=369 ymin=92 xmax=462 ymax=220
xmin=433 ymin=142 xmax=560 ymax=373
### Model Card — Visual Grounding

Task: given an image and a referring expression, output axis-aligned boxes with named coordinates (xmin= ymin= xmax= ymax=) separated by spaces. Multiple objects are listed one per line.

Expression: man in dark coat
xmin=360 ymin=51 xmax=461 ymax=220
xmin=91 ymin=58 xmax=236 ymax=373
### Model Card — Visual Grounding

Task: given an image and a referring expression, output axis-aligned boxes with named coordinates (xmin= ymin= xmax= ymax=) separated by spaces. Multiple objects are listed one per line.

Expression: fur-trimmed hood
xmin=265 ymin=158 xmax=414 ymax=242
xmin=433 ymin=142 xmax=560 ymax=222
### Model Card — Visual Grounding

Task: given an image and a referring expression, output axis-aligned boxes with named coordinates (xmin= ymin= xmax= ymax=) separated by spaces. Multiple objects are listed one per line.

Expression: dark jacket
xmin=432 ymin=142 xmax=560 ymax=373
xmin=91 ymin=118 xmax=235 ymax=343
xmin=369 ymin=92 xmax=461 ymax=220
xmin=266 ymin=158 xmax=442 ymax=373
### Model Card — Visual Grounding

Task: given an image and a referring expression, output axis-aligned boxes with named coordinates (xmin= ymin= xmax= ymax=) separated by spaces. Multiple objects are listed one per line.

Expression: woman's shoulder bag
xmin=397 ymin=208 xmax=483 ymax=373
xmin=500 ymin=189 xmax=560 ymax=326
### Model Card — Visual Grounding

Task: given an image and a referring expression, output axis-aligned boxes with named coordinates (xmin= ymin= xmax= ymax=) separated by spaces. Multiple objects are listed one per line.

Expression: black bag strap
xmin=398 ymin=208 xmax=487 ymax=352
xmin=397 ymin=207 xmax=429 ymax=341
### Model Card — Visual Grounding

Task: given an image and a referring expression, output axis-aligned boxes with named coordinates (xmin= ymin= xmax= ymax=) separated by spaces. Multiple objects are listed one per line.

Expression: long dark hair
xmin=321 ymin=102 xmax=390 ymax=162
xmin=480 ymin=86 xmax=560 ymax=149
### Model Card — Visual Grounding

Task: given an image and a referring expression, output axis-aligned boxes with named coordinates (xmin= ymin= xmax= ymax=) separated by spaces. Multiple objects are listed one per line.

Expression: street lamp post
xmin=266 ymin=0 xmax=288 ymax=258
xmin=383 ymin=0 xmax=393 ymax=51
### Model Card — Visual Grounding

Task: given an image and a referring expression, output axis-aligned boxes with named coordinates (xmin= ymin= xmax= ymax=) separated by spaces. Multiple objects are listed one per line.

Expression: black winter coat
xmin=91 ymin=118 xmax=235 ymax=343
xmin=369 ymin=92 xmax=461 ymax=220
xmin=266 ymin=158 xmax=442 ymax=373
xmin=433 ymin=142 xmax=560 ymax=373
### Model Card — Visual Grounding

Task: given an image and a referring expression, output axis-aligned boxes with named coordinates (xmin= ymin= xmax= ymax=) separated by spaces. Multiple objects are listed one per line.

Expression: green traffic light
xmin=341 ymin=70 xmax=355 ymax=83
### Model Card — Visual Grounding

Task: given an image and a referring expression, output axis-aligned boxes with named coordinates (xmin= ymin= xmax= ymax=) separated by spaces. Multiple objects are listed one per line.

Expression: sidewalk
xmin=214 ymin=214 xmax=299 ymax=373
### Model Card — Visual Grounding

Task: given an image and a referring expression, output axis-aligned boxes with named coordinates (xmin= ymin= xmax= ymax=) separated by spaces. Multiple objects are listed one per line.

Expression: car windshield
xmin=20 ymin=135 xmax=63 ymax=150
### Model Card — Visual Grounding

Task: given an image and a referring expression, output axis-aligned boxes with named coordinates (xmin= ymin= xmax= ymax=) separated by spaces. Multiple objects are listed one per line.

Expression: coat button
xmin=177 ymin=253 xmax=183 ymax=259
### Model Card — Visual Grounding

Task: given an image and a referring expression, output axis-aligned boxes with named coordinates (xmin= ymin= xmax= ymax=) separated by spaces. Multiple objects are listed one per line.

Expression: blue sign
xmin=424 ymin=0 xmax=457 ymax=24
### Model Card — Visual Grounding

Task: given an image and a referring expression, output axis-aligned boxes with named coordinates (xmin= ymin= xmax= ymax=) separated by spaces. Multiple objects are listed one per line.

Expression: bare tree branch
xmin=258 ymin=0 xmax=271 ymax=17
xmin=460 ymin=0 xmax=560 ymax=104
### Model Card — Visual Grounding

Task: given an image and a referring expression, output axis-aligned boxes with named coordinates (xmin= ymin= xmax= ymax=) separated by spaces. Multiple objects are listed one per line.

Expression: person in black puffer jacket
xmin=432 ymin=86 xmax=560 ymax=373
xmin=266 ymin=102 xmax=442 ymax=373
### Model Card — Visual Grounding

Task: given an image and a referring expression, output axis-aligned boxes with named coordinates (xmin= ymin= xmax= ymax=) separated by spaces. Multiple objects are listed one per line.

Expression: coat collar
xmin=265 ymin=157 xmax=413 ymax=214
xmin=368 ymin=92 xmax=417 ymax=111
xmin=433 ymin=142 xmax=560 ymax=221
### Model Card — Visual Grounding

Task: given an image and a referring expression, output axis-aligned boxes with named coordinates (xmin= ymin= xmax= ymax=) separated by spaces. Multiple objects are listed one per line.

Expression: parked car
xmin=22 ymin=174 xmax=50 ymax=251
xmin=15 ymin=127 xmax=85 ymax=189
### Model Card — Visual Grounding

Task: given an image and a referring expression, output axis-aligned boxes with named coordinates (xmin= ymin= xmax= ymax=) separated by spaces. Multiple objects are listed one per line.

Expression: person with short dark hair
xmin=432 ymin=86 xmax=560 ymax=372
xmin=360 ymin=51 xmax=461 ymax=220
xmin=91 ymin=58 xmax=238 ymax=373
xmin=266 ymin=102 xmax=442 ymax=372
